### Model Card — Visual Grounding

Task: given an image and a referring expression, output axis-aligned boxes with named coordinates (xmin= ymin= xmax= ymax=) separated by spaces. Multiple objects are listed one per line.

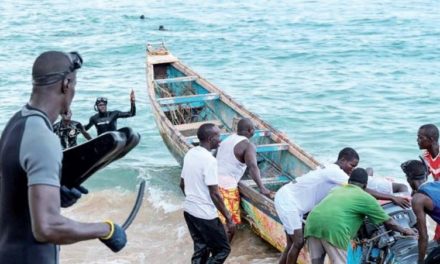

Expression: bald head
xmin=32 ymin=51 xmax=81 ymax=86
xmin=237 ymin=118 xmax=255 ymax=138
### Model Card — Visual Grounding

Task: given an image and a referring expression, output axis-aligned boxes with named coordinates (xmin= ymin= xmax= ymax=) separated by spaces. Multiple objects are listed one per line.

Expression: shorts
xmin=218 ymin=187 xmax=241 ymax=224
xmin=307 ymin=237 xmax=347 ymax=264
xmin=274 ymin=189 xmax=303 ymax=235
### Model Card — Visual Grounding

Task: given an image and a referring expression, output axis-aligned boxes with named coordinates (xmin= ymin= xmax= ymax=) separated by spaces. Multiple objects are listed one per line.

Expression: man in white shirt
xmin=180 ymin=123 xmax=235 ymax=264
xmin=216 ymin=118 xmax=271 ymax=238
xmin=274 ymin=147 xmax=359 ymax=264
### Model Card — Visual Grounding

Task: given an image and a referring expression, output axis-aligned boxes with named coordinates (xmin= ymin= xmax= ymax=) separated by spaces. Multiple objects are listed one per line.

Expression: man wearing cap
xmin=402 ymin=159 xmax=440 ymax=264
xmin=85 ymin=90 xmax=136 ymax=135
xmin=304 ymin=168 xmax=415 ymax=264
xmin=0 ymin=51 xmax=127 ymax=264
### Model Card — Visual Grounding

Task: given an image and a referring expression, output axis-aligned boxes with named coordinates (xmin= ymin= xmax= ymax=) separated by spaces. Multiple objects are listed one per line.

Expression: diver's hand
xmin=60 ymin=185 xmax=89 ymax=208
xmin=130 ymin=90 xmax=135 ymax=103
xmin=100 ymin=221 xmax=127 ymax=252
xmin=391 ymin=196 xmax=411 ymax=208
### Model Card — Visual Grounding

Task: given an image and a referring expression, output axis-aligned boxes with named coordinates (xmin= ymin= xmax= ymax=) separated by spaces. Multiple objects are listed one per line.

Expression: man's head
xmin=348 ymin=168 xmax=369 ymax=189
xmin=95 ymin=97 xmax=108 ymax=113
xmin=31 ymin=51 xmax=82 ymax=116
xmin=417 ymin=124 xmax=439 ymax=150
xmin=336 ymin=147 xmax=359 ymax=175
xmin=401 ymin=159 xmax=428 ymax=191
xmin=237 ymin=118 xmax=255 ymax=138
xmin=61 ymin=109 xmax=72 ymax=122
xmin=197 ymin=123 xmax=221 ymax=150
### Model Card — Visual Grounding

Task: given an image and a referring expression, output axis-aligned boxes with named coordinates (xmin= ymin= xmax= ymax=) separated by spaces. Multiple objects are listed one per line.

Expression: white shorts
xmin=274 ymin=188 xmax=303 ymax=235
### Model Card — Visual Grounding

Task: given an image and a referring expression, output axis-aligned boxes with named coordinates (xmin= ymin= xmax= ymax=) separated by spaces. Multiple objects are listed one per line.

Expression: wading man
xmin=180 ymin=123 xmax=235 ymax=263
xmin=53 ymin=109 xmax=92 ymax=149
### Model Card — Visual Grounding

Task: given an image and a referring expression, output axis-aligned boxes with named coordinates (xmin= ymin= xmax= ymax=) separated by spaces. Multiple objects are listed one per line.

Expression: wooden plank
xmin=186 ymin=130 xmax=271 ymax=144
xmin=155 ymin=76 xmax=197 ymax=84
xmin=157 ymin=93 xmax=219 ymax=105
xmin=256 ymin=143 xmax=289 ymax=153
xmin=175 ymin=120 xmax=223 ymax=132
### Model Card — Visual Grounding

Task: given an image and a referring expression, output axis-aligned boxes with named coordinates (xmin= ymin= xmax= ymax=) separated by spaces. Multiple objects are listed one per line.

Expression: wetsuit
xmin=0 ymin=105 xmax=62 ymax=264
xmin=85 ymin=103 xmax=135 ymax=135
xmin=53 ymin=120 xmax=85 ymax=149
xmin=417 ymin=182 xmax=440 ymax=263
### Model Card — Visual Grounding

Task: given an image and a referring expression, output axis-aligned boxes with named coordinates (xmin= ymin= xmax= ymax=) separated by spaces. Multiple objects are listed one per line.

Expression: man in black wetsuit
xmin=0 ymin=51 xmax=127 ymax=264
xmin=85 ymin=90 xmax=136 ymax=135
xmin=53 ymin=109 xmax=92 ymax=149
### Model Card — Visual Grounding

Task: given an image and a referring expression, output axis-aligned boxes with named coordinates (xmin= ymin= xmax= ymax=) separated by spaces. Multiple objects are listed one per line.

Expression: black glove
xmin=99 ymin=221 xmax=127 ymax=252
xmin=60 ymin=185 xmax=89 ymax=208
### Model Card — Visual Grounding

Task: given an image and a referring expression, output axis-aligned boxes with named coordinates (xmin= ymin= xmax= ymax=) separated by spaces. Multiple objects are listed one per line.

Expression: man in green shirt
xmin=304 ymin=168 xmax=416 ymax=264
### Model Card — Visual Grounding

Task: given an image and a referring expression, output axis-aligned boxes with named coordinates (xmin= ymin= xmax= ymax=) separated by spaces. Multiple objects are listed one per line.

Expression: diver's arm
xmin=84 ymin=116 xmax=94 ymax=131
xmin=28 ymin=184 xmax=110 ymax=244
xmin=117 ymin=91 xmax=136 ymax=118
xmin=412 ymin=193 xmax=429 ymax=264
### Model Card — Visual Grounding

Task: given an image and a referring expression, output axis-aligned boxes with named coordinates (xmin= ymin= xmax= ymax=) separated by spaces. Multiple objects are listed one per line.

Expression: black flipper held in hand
xmin=100 ymin=221 xmax=127 ymax=252
xmin=60 ymin=185 xmax=89 ymax=208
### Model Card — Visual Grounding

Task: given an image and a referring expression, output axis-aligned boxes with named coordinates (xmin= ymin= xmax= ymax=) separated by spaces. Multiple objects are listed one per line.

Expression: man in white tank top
xmin=216 ymin=118 xmax=271 ymax=239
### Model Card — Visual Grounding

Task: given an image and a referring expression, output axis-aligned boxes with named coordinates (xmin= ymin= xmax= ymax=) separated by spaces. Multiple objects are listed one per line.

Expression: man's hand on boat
xmin=391 ymin=196 xmax=411 ymax=208
xmin=259 ymin=186 xmax=275 ymax=199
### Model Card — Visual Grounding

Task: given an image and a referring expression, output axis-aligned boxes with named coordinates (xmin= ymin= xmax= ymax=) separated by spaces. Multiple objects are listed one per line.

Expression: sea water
xmin=0 ymin=0 xmax=439 ymax=263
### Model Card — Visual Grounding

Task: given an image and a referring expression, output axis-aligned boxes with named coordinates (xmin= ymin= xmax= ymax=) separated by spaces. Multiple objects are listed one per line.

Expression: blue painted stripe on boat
xmin=186 ymin=130 xmax=270 ymax=144
xmin=157 ymin=93 xmax=219 ymax=105
xmin=256 ymin=143 xmax=289 ymax=153
xmin=155 ymin=75 xmax=197 ymax=84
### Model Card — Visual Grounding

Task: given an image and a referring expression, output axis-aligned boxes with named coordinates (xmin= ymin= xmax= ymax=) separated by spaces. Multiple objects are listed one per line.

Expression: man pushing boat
xmin=216 ymin=118 xmax=272 ymax=240
xmin=274 ymin=147 xmax=411 ymax=264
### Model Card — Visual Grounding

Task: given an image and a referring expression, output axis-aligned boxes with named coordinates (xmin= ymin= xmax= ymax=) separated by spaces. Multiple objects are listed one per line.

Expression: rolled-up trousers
xmin=184 ymin=211 xmax=231 ymax=264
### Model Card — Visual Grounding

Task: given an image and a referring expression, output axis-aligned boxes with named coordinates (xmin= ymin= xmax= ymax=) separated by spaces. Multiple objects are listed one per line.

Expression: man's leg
xmin=184 ymin=212 xmax=210 ymax=264
xmin=307 ymin=237 xmax=326 ymax=264
xmin=279 ymin=231 xmax=293 ymax=264
xmin=198 ymin=217 xmax=231 ymax=264
xmin=321 ymin=239 xmax=347 ymax=264
xmin=286 ymin=228 xmax=304 ymax=264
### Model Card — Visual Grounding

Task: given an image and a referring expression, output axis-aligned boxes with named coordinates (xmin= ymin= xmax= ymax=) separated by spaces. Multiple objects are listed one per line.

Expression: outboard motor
xmin=352 ymin=202 xmax=436 ymax=264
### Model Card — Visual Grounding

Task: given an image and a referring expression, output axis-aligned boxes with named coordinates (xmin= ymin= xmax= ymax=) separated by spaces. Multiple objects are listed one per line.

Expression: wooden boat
xmin=145 ymin=43 xmax=321 ymax=262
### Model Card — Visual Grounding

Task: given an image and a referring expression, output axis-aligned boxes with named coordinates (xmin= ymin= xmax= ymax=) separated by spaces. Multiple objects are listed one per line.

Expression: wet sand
xmin=60 ymin=190 xmax=279 ymax=264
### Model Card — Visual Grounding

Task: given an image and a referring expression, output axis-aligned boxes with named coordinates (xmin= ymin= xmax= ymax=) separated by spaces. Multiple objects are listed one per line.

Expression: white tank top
xmin=217 ymin=134 xmax=248 ymax=189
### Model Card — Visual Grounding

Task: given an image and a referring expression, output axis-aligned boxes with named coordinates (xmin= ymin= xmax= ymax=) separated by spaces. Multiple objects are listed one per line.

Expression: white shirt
xmin=277 ymin=163 xmax=348 ymax=214
xmin=216 ymin=134 xmax=248 ymax=189
xmin=181 ymin=146 xmax=218 ymax=220
xmin=367 ymin=176 xmax=393 ymax=195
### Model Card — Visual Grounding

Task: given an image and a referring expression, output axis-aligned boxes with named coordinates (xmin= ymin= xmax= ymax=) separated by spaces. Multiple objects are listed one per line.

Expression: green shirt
xmin=304 ymin=184 xmax=390 ymax=249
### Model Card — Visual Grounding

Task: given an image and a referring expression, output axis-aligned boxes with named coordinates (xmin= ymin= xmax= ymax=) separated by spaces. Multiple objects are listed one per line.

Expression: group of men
xmin=180 ymin=121 xmax=440 ymax=264
xmin=53 ymin=89 xmax=136 ymax=149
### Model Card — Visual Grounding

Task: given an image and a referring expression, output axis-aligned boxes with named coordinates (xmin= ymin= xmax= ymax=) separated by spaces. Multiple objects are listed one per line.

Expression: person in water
xmin=402 ymin=159 xmax=440 ymax=264
xmin=84 ymin=90 xmax=136 ymax=135
xmin=304 ymin=168 xmax=415 ymax=264
xmin=53 ymin=109 xmax=92 ymax=149
xmin=0 ymin=51 xmax=126 ymax=264
xmin=180 ymin=123 xmax=235 ymax=264
xmin=216 ymin=118 xmax=272 ymax=240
